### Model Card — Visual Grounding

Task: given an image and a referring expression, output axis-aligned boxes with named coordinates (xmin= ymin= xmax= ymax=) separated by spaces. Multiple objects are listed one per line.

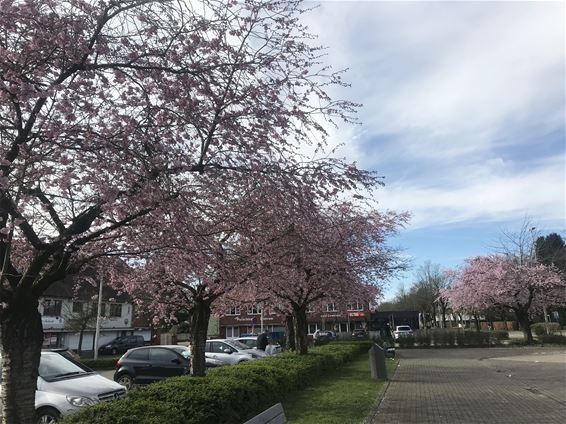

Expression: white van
xmin=0 ymin=349 xmax=126 ymax=423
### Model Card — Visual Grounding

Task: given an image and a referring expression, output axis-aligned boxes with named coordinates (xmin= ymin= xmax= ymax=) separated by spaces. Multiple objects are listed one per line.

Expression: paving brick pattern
xmin=370 ymin=348 xmax=566 ymax=424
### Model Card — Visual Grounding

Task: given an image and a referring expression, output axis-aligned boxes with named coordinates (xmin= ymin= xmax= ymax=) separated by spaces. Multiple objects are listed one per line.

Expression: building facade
xmin=40 ymin=277 xmax=150 ymax=352
xmin=219 ymin=301 xmax=370 ymax=339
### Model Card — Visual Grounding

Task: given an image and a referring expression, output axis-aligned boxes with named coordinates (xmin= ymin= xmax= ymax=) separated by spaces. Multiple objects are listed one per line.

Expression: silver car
xmin=205 ymin=339 xmax=256 ymax=365
xmin=233 ymin=336 xmax=282 ymax=355
xmin=1 ymin=350 xmax=126 ymax=423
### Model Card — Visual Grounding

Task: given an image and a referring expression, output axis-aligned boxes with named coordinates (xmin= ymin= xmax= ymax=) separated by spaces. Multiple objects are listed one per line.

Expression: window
xmin=225 ymin=326 xmax=239 ymax=338
xmin=43 ymin=299 xmax=62 ymax=316
xmin=150 ymin=348 xmax=179 ymax=362
xmin=211 ymin=342 xmax=232 ymax=354
xmin=308 ymin=324 xmax=319 ymax=334
xmin=324 ymin=303 xmax=337 ymax=312
xmin=347 ymin=302 xmax=363 ymax=311
xmin=306 ymin=304 xmax=315 ymax=313
xmin=127 ymin=349 xmax=149 ymax=361
xmin=226 ymin=306 xmax=240 ymax=316
xmin=72 ymin=302 xmax=83 ymax=314
xmin=109 ymin=304 xmax=122 ymax=317
xmin=247 ymin=305 xmax=262 ymax=315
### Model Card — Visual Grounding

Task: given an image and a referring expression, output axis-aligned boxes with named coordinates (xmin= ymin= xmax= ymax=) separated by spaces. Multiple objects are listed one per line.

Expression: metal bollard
xmin=369 ymin=344 xmax=388 ymax=380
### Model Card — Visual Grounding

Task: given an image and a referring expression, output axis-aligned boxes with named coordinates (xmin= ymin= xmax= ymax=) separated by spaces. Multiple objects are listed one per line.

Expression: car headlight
xmin=66 ymin=396 xmax=95 ymax=407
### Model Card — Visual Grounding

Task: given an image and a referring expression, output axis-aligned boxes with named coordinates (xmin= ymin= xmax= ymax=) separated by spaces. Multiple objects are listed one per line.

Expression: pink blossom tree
xmin=445 ymin=255 xmax=565 ymax=343
xmin=0 ymin=1 xmax=373 ymax=421
xmin=229 ymin=200 xmax=409 ymax=354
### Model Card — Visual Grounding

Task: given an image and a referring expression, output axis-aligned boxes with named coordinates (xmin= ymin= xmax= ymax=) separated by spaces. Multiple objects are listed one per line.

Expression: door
xmin=125 ymin=348 xmax=152 ymax=383
xmin=208 ymin=342 xmax=235 ymax=364
xmin=149 ymin=348 xmax=187 ymax=380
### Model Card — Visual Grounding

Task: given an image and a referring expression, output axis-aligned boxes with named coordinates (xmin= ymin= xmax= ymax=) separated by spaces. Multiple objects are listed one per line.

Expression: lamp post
xmin=93 ymin=275 xmax=103 ymax=360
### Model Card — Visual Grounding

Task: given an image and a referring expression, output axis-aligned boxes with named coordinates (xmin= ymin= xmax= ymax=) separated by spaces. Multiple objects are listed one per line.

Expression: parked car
xmin=98 ymin=335 xmax=148 ymax=356
xmin=351 ymin=329 xmax=368 ymax=339
xmin=205 ymin=339 xmax=257 ymax=364
xmin=233 ymin=336 xmax=282 ymax=355
xmin=393 ymin=326 xmax=413 ymax=340
xmin=114 ymin=346 xmax=191 ymax=390
xmin=0 ymin=349 xmax=126 ymax=424
xmin=313 ymin=330 xmax=337 ymax=341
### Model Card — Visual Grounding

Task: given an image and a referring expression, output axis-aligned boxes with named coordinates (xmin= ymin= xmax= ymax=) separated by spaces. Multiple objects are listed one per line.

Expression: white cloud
xmin=301 ymin=1 xmax=565 ymax=229
xmin=374 ymin=155 xmax=565 ymax=228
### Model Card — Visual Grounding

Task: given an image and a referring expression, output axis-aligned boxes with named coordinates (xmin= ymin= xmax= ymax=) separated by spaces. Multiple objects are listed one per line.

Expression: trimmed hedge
xmin=531 ymin=322 xmax=561 ymax=336
xmin=398 ymin=329 xmax=503 ymax=348
xmin=61 ymin=341 xmax=372 ymax=424
xmin=538 ymin=334 xmax=566 ymax=345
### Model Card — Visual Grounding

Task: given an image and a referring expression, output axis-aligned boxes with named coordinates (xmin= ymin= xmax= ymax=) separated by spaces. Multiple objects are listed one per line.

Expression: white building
xmin=40 ymin=276 xmax=150 ymax=352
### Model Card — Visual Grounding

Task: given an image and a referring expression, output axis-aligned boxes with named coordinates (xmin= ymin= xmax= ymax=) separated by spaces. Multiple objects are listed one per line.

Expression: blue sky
xmin=304 ymin=1 xmax=565 ymax=300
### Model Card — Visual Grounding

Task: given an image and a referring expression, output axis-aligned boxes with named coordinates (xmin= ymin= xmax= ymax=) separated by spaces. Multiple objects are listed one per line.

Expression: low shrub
xmin=61 ymin=341 xmax=372 ymax=424
xmin=397 ymin=335 xmax=415 ymax=348
xmin=491 ymin=330 xmax=509 ymax=341
xmin=531 ymin=322 xmax=561 ymax=336
xmin=464 ymin=331 xmax=490 ymax=346
xmin=429 ymin=329 xmax=457 ymax=347
xmin=414 ymin=330 xmax=431 ymax=347
xmin=538 ymin=334 xmax=566 ymax=345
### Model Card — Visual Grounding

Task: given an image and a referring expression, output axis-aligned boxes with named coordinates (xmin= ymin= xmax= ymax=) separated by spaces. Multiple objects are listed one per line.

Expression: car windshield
xmin=398 ymin=326 xmax=411 ymax=331
xmin=171 ymin=346 xmax=191 ymax=359
xmin=226 ymin=340 xmax=250 ymax=350
xmin=39 ymin=352 xmax=90 ymax=381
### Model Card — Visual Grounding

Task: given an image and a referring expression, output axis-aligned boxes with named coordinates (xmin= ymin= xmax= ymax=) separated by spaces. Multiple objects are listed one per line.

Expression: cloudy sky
xmin=304 ymin=0 xmax=565 ymax=299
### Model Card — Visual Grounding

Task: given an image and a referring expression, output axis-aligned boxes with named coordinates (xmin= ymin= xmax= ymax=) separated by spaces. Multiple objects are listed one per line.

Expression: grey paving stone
xmin=368 ymin=347 xmax=566 ymax=424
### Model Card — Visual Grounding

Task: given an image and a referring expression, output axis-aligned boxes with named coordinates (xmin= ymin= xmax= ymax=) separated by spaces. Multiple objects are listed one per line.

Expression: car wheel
xmin=116 ymin=373 xmax=134 ymax=390
xmin=35 ymin=407 xmax=60 ymax=424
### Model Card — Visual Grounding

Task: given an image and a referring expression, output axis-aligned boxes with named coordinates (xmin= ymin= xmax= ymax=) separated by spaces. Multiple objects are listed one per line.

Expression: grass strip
xmin=283 ymin=354 xmax=397 ymax=424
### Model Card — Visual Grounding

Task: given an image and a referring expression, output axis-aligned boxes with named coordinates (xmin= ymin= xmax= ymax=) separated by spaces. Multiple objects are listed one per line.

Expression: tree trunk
xmin=284 ymin=314 xmax=295 ymax=351
xmin=189 ymin=299 xmax=211 ymax=377
xmin=431 ymin=303 xmax=438 ymax=328
xmin=473 ymin=313 xmax=480 ymax=332
xmin=78 ymin=328 xmax=85 ymax=355
xmin=515 ymin=308 xmax=533 ymax=344
xmin=292 ymin=305 xmax=308 ymax=355
xmin=1 ymin=297 xmax=44 ymax=424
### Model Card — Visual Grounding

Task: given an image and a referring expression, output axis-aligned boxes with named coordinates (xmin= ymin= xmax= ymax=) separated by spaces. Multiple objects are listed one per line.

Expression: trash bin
xmin=369 ymin=344 xmax=388 ymax=380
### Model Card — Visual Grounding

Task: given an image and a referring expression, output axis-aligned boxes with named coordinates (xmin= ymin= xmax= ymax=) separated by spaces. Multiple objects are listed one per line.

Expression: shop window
xmin=225 ymin=326 xmax=239 ymax=337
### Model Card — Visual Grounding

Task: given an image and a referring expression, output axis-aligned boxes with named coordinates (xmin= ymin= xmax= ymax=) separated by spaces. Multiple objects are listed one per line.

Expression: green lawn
xmin=283 ymin=353 xmax=397 ymax=424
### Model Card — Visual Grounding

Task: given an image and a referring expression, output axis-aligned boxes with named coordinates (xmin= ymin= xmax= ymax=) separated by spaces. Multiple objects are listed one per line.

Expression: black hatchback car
xmin=98 ymin=335 xmax=148 ymax=355
xmin=114 ymin=345 xmax=190 ymax=390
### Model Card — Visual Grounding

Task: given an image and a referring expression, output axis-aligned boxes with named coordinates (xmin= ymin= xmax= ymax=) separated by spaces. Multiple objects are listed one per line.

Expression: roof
xmin=42 ymin=271 xmax=129 ymax=303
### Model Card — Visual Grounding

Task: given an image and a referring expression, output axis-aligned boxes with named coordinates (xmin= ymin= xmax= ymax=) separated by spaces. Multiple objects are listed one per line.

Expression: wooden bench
xmin=243 ymin=403 xmax=287 ymax=424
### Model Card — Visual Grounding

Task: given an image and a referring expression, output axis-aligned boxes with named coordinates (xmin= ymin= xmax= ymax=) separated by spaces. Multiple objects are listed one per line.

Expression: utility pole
xmin=93 ymin=276 xmax=103 ymax=360
xmin=260 ymin=305 xmax=264 ymax=333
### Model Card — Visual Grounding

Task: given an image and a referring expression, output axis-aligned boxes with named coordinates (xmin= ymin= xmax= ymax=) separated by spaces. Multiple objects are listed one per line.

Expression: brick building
xmin=219 ymin=301 xmax=371 ymax=339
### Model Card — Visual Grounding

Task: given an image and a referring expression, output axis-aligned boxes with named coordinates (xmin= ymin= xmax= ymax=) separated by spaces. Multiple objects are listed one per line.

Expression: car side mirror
xmin=172 ymin=358 xmax=181 ymax=364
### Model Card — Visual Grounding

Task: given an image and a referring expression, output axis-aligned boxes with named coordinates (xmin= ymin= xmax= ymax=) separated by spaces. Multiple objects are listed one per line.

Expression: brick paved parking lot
xmin=370 ymin=347 xmax=566 ymax=424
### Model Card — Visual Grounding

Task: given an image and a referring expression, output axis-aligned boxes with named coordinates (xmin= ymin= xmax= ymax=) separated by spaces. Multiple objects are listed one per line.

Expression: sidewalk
xmin=368 ymin=347 xmax=566 ymax=424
